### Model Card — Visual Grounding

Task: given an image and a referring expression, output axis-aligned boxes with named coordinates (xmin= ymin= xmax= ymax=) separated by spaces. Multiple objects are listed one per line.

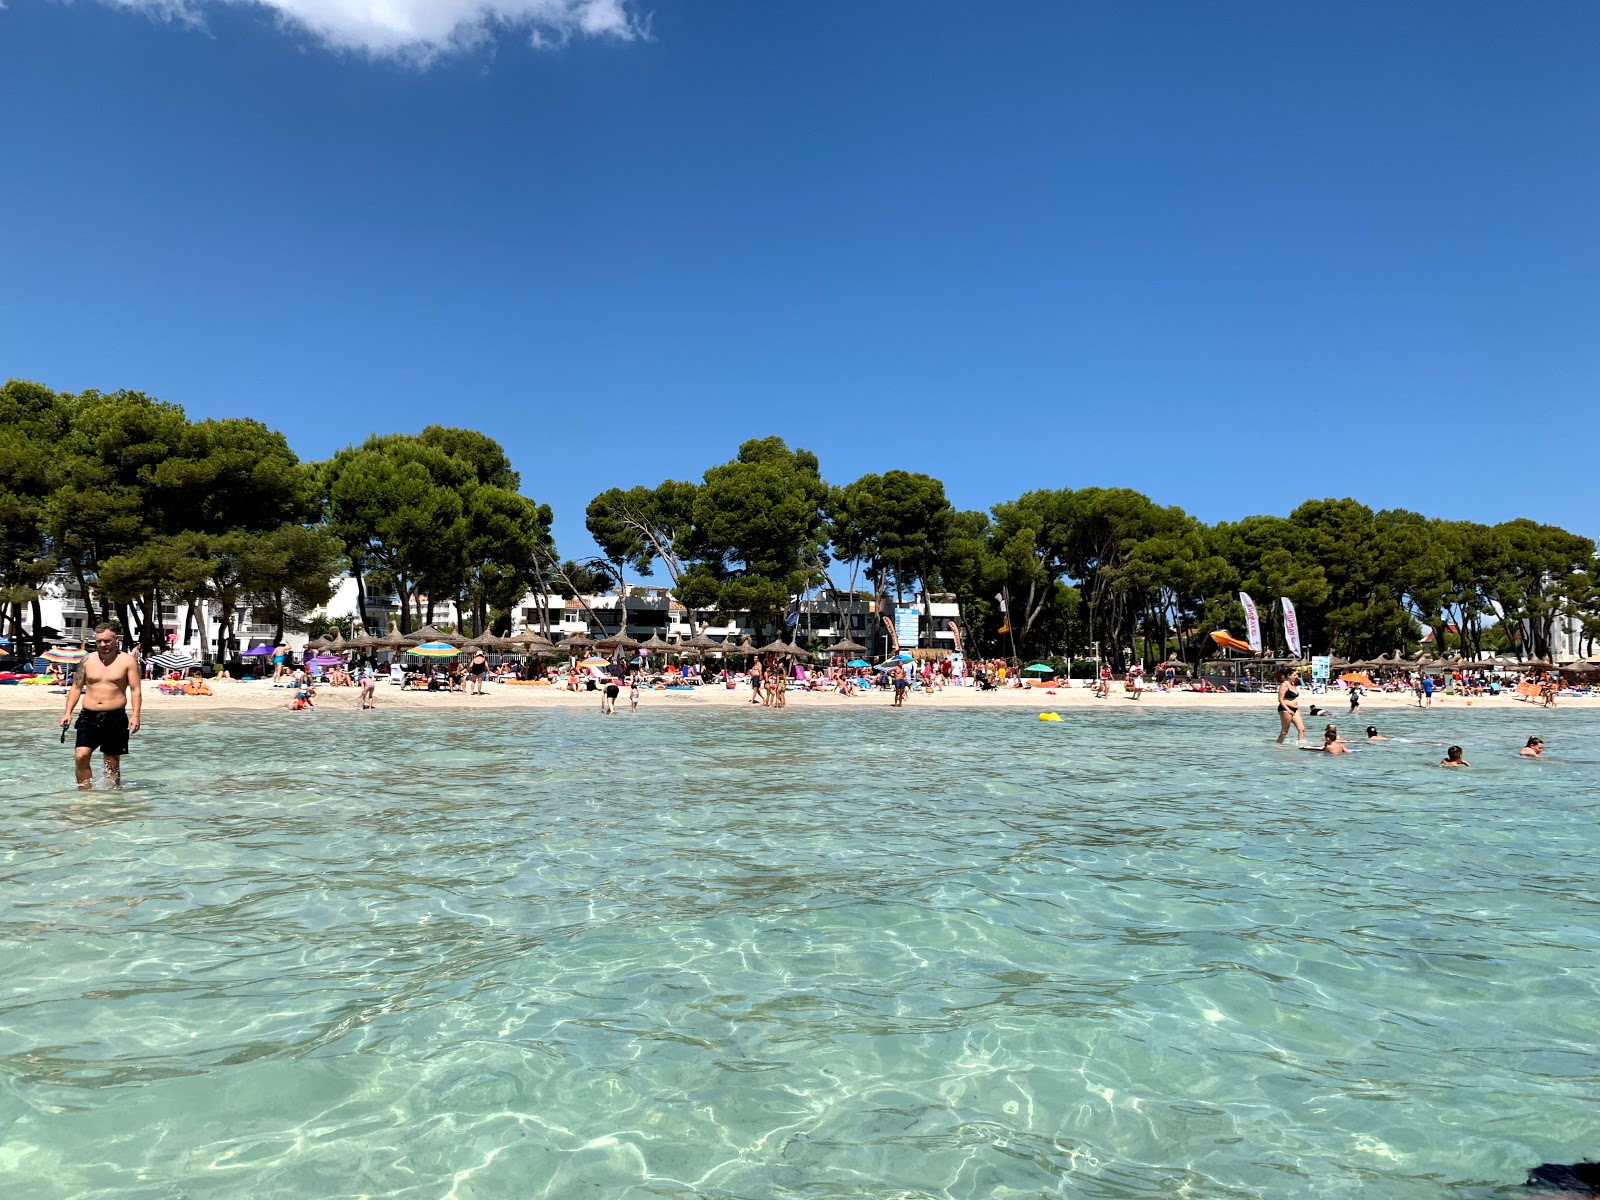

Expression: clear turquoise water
xmin=2 ymin=705 xmax=1597 ymax=1199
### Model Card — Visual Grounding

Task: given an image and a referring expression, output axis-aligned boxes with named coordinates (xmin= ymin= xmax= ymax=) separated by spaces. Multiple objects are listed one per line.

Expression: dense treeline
xmin=4 ymin=379 xmax=1596 ymax=664
xmin=0 ymin=381 xmax=556 ymax=654
xmin=590 ymin=443 xmax=1598 ymax=665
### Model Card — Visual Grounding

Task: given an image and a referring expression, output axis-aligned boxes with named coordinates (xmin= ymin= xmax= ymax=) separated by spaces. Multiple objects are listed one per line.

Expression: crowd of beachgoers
xmin=12 ymin=637 xmax=1590 ymax=716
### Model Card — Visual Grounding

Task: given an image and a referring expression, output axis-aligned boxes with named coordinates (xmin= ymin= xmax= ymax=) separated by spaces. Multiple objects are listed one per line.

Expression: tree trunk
xmin=68 ymin=560 xmax=98 ymax=628
xmin=30 ymin=594 xmax=45 ymax=657
xmin=829 ymin=585 xmax=851 ymax=644
xmin=196 ymin=599 xmax=212 ymax=661
xmin=352 ymin=559 xmax=372 ymax=634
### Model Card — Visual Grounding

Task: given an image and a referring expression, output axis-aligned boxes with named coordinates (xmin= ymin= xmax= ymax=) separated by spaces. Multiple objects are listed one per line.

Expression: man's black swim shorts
xmin=75 ymin=708 xmax=130 ymax=756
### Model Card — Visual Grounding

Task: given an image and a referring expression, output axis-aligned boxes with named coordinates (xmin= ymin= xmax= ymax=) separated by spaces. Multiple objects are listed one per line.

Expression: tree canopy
xmin=5 ymin=374 xmax=1595 ymax=665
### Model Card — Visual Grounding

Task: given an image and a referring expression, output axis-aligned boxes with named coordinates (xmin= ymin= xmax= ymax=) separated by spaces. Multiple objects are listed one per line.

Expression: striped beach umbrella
xmin=43 ymin=647 xmax=90 ymax=665
xmin=150 ymin=650 xmax=200 ymax=671
xmin=407 ymin=642 xmax=458 ymax=658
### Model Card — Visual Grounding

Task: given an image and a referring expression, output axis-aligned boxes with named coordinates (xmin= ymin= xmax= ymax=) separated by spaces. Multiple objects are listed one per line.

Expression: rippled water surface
xmin=2 ymin=704 xmax=1597 ymax=1199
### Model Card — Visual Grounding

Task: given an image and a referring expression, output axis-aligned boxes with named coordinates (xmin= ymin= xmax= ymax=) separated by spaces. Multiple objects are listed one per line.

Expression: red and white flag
xmin=1281 ymin=597 xmax=1301 ymax=659
xmin=1240 ymin=592 xmax=1262 ymax=653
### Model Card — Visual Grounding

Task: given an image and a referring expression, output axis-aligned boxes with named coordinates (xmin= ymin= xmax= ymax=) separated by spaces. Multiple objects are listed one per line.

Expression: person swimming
xmin=1440 ymin=745 xmax=1468 ymax=767
xmin=1520 ymin=736 xmax=1544 ymax=758
xmin=1306 ymin=724 xmax=1351 ymax=754
xmin=1365 ymin=726 xmax=1390 ymax=741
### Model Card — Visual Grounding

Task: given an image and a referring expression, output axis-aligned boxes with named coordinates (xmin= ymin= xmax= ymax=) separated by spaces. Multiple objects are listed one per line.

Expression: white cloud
xmin=103 ymin=0 xmax=642 ymax=60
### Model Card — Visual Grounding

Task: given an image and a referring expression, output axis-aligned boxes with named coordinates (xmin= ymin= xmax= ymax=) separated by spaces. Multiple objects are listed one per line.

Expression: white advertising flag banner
xmin=1240 ymin=592 xmax=1262 ymax=653
xmin=1281 ymin=596 xmax=1301 ymax=659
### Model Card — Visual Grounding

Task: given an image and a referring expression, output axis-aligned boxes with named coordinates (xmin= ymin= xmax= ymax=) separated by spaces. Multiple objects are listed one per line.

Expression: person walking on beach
xmin=467 ymin=649 xmax=488 ymax=696
xmin=1348 ymin=682 xmax=1362 ymax=714
xmin=602 ymin=676 xmax=620 ymax=715
xmin=891 ymin=665 xmax=909 ymax=707
xmin=59 ymin=624 xmax=141 ymax=790
xmin=1275 ymin=668 xmax=1306 ymax=745
xmin=271 ymin=641 xmax=290 ymax=684
xmin=629 ymin=676 xmax=639 ymax=714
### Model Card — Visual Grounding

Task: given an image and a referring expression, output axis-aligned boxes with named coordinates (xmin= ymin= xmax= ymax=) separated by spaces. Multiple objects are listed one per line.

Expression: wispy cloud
xmin=103 ymin=0 xmax=642 ymax=60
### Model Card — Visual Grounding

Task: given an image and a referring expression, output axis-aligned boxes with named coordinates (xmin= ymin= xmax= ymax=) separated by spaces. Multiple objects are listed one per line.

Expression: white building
xmin=37 ymin=568 xmax=966 ymax=659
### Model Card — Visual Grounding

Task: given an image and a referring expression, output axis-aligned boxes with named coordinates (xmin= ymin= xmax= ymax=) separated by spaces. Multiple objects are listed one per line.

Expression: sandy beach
xmin=2 ymin=677 xmax=1586 ymax=717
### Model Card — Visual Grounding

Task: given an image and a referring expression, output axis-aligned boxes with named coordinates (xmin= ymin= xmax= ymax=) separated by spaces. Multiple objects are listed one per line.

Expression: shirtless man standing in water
xmin=59 ymin=624 xmax=141 ymax=789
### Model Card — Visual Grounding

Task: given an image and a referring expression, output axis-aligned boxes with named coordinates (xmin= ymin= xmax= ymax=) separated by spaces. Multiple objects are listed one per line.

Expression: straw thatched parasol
xmin=560 ymin=632 xmax=595 ymax=653
xmin=753 ymin=638 xmax=791 ymax=655
xmin=681 ymin=631 xmax=722 ymax=653
xmin=404 ymin=624 xmax=465 ymax=647
xmin=506 ymin=631 xmax=552 ymax=656
xmin=639 ymin=634 xmax=673 ymax=655
xmin=596 ymin=628 xmax=642 ymax=652
xmin=826 ymin=638 xmax=867 ymax=655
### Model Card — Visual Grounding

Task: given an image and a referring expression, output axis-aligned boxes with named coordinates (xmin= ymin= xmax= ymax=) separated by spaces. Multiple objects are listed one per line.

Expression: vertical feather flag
xmin=1239 ymin=592 xmax=1262 ymax=653
xmin=1281 ymin=597 xmax=1301 ymax=659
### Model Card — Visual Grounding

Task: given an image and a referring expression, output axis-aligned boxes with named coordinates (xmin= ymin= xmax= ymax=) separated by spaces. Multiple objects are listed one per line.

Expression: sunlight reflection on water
xmin=1 ymin=706 xmax=1597 ymax=1199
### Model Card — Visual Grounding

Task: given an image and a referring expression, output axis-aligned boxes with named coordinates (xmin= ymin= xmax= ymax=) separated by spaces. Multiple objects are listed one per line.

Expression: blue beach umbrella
xmin=847 ymin=659 xmax=869 ymax=668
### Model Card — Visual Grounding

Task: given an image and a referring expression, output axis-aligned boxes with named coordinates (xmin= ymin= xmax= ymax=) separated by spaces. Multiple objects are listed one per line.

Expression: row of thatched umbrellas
xmin=1338 ymin=651 xmax=1560 ymax=672
xmin=1184 ymin=650 xmax=1567 ymax=673
xmin=303 ymin=626 xmax=874 ymax=661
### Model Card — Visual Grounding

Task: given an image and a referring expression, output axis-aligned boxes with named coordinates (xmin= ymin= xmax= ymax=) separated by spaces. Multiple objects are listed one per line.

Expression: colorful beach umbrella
xmin=43 ymin=647 xmax=89 ymax=664
xmin=240 ymin=645 xmax=274 ymax=657
xmin=1022 ymin=663 xmax=1055 ymax=674
xmin=846 ymin=659 xmax=870 ymax=668
xmin=309 ymin=654 xmax=347 ymax=667
xmin=408 ymin=642 xmax=458 ymax=658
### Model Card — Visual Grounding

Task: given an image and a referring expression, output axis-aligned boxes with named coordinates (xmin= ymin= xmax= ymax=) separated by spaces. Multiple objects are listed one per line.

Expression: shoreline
xmin=1 ymin=678 xmax=1588 ymax=717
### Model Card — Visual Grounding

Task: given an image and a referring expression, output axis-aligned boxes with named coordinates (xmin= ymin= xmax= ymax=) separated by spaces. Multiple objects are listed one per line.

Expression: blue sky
xmin=3 ymin=1 xmax=1597 ymax=563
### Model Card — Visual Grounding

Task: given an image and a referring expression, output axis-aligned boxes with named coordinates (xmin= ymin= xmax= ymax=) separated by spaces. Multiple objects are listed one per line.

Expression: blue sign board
xmin=895 ymin=606 xmax=921 ymax=650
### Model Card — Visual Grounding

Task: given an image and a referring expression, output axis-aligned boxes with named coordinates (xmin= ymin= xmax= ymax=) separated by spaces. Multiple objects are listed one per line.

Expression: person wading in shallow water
xmin=59 ymin=624 xmax=142 ymax=790
xmin=1275 ymin=668 xmax=1306 ymax=745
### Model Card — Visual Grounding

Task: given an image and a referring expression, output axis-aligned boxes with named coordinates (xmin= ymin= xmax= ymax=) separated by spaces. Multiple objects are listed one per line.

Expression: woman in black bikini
xmin=1275 ymin=668 xmax=1306 ymax=745
xmin=467 ymin=650 xmax=488 ymax=696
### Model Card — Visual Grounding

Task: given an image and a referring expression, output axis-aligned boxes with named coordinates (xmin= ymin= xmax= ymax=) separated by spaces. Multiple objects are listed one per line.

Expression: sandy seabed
xmin=1 ymin=677 xmax=1586 ymax=719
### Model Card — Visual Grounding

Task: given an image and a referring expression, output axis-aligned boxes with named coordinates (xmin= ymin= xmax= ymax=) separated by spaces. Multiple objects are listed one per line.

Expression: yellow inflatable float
xmin=1039 ymin=712 xmax=1061 ymax=722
